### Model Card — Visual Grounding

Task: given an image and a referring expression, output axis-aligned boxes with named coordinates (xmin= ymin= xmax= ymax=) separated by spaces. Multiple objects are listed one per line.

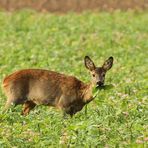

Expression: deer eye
xmin=102 ymin=74 xmax=105 ymax=77
xmin=92 ymin=74 xmax=95 ymax=77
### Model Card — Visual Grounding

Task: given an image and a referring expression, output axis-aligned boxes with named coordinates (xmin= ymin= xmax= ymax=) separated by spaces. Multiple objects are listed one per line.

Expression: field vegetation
xmin=0 ymin=10 xmax=147 ymax=147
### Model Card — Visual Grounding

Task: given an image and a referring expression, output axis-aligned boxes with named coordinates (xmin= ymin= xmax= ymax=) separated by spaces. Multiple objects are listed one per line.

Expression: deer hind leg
xmin=21 ymin=101 xmax=36 ymax=116
xmin=3 ymin=99 xmax=14 ymax=112
xmin=3 ymin=97 xmax=22 ymax=112
xmin=3 ymin=88 xmax=27 ymax=112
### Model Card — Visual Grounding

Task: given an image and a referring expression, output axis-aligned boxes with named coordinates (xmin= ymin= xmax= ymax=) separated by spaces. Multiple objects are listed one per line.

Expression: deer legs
xmin=21 ymin=101 xmax=36 ymax=116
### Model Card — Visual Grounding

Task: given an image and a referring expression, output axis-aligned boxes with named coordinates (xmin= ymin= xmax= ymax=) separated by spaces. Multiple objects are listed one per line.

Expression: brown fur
xmin=2 ymin=56 xmax=113 ymax=116
xmin=3 ymin=69 xmax=92 ymax=116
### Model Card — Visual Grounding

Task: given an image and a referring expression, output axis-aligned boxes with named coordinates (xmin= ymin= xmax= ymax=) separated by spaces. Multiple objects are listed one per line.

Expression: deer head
xmin=84 ymin=56 xmax=113 ymax=87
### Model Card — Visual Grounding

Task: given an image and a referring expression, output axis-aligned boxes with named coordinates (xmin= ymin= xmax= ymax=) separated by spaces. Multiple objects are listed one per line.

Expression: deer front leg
xmin=21 ymin=101 xmax=36 ymax=116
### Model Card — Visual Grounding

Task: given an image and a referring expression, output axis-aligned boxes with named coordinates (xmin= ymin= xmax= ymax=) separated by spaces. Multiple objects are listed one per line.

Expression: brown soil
xmin=0 ymin=0 xmax=147 ymax=12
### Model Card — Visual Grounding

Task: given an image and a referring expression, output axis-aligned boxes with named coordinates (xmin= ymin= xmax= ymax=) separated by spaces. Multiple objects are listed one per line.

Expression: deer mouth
xmin=96 ymin=84 xmax=104 ymax=89
xmin=96 ymin=84 xmax=114 ymax=90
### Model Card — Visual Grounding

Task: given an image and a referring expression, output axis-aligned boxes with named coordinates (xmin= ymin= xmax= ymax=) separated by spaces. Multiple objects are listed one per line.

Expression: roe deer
xmin=2 ymin=56 xmax=113 ymax=116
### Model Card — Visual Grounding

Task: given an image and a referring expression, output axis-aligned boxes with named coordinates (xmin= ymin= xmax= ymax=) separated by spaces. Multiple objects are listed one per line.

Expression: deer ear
xmin=102 ymin=57 xmax=113 ymax=71
xmin=84 ymin=56 xmax=96 ymax=71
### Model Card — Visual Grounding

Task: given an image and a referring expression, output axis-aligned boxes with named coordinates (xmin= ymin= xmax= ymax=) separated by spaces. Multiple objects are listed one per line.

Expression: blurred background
xmin=0 ymin=0 xmax=147 ymax=12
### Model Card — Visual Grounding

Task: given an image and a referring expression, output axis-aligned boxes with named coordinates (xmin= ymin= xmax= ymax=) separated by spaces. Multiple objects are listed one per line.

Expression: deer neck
xmin=81 ymin=82 xmax=95 ymax=104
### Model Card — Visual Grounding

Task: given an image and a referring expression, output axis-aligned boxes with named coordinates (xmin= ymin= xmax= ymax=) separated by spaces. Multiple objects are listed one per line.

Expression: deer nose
xmin=97 ymin=81 xmax=103 ymax=86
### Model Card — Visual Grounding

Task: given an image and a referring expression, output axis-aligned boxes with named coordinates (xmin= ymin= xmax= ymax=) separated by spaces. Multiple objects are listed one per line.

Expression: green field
xmin=0 ymin=10 xmax=147 ymax=147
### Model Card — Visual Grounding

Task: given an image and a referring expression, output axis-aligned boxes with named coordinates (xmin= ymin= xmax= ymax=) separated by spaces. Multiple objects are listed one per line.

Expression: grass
xmin=0 ymin=10 xmax=147 ymax=147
